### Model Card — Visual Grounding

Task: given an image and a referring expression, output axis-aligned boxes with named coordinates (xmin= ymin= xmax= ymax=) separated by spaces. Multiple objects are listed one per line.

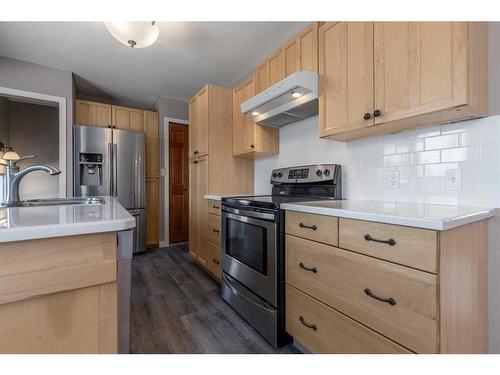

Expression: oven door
xmin=221 ymin=206 xmax=277 ymax=306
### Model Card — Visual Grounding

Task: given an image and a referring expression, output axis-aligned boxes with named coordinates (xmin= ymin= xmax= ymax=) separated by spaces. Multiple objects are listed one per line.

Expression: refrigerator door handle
xmin=108 ymin=142 xmax=114 ymax=195
xmin=113 ymin=143 xmax=118 ymax=197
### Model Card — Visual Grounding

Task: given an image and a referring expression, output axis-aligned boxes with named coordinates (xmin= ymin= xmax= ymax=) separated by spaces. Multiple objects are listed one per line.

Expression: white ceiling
xmin=0 ymin=22 xmax=308 ymax=107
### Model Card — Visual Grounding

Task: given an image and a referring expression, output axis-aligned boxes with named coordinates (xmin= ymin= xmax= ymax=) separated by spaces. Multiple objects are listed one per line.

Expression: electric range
xmin=220 ymin=164 xmax=342 ymax=347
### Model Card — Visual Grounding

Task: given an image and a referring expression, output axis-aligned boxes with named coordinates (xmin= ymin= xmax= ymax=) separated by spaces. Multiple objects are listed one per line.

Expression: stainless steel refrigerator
xmin=73 ymin=125 xmax=146 ymax=254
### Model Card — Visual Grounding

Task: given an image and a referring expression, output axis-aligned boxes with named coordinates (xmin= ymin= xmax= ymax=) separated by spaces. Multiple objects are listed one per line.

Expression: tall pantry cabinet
xmin=188 ymin=84 xmax=254 ymax=275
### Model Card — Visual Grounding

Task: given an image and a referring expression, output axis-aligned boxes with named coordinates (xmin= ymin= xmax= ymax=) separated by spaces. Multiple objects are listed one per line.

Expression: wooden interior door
xmin=374 ymin=22 xmax=468 ymax=125
xmin=319 ymin=22 xmax=374 ymax=137
xmin=169 ymin=123 xmax=189 ymax=244
xmin=188 ymin=158 xmax=198 ymax=259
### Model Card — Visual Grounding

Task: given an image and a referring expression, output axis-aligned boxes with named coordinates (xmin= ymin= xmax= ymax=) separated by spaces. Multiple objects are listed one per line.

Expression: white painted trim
xmin=162 ymin=117 xmax=189 ymax=247
xmin=0 ymin=86 xmax=67 ymax=198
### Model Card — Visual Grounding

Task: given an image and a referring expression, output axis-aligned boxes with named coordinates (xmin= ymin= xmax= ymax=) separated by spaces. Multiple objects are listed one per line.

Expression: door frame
xmin=0 ymin=86 xmax=67 ymax=198
xmin=161 ymin=117 xmax=189 ymax=248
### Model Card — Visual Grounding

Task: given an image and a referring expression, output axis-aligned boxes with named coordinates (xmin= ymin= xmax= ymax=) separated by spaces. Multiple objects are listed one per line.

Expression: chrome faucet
xmin=2 ymin=155 xmax=61 ymax=205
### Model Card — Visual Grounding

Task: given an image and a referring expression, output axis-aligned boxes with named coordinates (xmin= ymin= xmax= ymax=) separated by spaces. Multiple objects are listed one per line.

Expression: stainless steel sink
xmin=1 ymin=197 xmax=105 ymax=208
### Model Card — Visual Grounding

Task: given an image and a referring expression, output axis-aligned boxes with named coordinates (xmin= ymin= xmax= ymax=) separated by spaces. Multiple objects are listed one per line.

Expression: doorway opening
xmin=0 ymin=87 xmax=66 ymax=201
xmin=168 ymin=121 xmax=189 ymax=244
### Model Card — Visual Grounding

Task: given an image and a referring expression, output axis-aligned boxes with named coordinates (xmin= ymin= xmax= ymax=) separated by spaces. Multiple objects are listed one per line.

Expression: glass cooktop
xmin=222 ymin=195 xmax=336 ymax=210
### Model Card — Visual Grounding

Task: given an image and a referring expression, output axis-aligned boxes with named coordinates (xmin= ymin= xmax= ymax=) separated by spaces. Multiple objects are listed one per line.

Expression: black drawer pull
xmin=364 ymin=234 xmax=396 ymax=246
xmin=299 ymin=223 xmax=317 ymax=230
xmin=299 ymin=316 xmax=317 ymax=331
xmin=213 ymin=205 xmax=220 ymax=209
xmin=299 ymin=262 xmax=317 ymax=273
xmin=364 ymin=288 xmax=396 ymax=305
xmin=213 ymin=258 xmax=220 ymax=264
xmin=194 ymin=150 xmax=199 ymax=155
xmin=212 ymin=228 xmax=220 ymax=233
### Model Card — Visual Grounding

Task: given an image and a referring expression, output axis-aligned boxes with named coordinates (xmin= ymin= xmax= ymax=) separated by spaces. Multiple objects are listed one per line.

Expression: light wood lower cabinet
xmin=189 ymin=156 xmax=209 ymax=266
xmin=204 ymin=202 xmax=222 ymax=281
xmin=146 ymin=179 xmax=159 ymax=247
xmin=286 ymin=285 xmax=410 ymax=354
xmin=285 ymin=211 xmax=489 ymax=353
xmin=0 ymin=232 xmax=117 ymax=353
xmin=286 ymin=235 xmax=437 ymax=353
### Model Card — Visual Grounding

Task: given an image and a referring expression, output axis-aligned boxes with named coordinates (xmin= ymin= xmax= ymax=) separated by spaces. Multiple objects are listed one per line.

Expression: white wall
xmin=254 ymin=114 xmax=500 ymax=353
xmin=0 ymin=57 xmax=73 ymax=195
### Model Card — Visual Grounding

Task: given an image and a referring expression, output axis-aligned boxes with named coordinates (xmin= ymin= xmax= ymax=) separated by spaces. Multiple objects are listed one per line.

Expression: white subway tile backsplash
xmin=255 ymin=115 xmax=500 ymax=208
xmin=441 ymin=146 xmax=480 ymax=162
xmin=424 ymin=163 xmax=459 ymax=177
xmin=425 ymin=134 xmax=459 ymax=150
xmin=383 ymin=153 xmax=409 ymax=167
xmin=410 ymin=150 xmax=440 ymax=165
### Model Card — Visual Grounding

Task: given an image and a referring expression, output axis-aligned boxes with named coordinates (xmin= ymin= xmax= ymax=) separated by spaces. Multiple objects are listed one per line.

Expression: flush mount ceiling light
xmin=104 ymin=21 xmax=159 ymax=48
xmin=290 ymin=91 xmax=302 ymax=98
xmin=251 ymin=111 xmax=260 ymax=116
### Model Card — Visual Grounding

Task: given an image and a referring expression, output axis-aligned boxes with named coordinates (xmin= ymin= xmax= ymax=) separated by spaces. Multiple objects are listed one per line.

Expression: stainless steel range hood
xmin=240 ymin=71 xmax=318 ymax=128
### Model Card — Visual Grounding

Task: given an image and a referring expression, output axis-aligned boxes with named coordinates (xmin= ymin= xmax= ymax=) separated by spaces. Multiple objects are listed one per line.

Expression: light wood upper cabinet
xmin=319 ymin=22 xmax=375 ymax=137
xmin=189 ymin=96 xmax=197 ymax=158
xmin=233 ymin=76 xmax=279 ymax=158
xmin=373 ymin=22 xmax=469 ymax=125
xmin=256 ymin=49 xmax=284 ymax=94
xmin=320 ymin=22 xmax=488 ymax=141
xmin=144 ymin=111 xmax=159 ymax=179
xmin=282 ymin=22 xmax=319 ymax=77
xmin=75 ymin=100 xmax=112 ymax=128
xmin=189 ymin=86 xmax=209 ymax=158
xmin=112 ymin=106 xmax=144 ymax=131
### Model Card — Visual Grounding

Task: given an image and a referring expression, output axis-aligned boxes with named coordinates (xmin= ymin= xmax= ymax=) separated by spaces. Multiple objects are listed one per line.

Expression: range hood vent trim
xmin=240 ymin=71 xmax=319 ymax=128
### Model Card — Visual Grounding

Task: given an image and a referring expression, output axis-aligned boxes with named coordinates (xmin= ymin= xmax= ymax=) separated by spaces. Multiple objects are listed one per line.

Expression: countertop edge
xmin=281 ymin=203 xmax=496 ymax=231
xmin=0 ymin=217 xmax=135 ymax=243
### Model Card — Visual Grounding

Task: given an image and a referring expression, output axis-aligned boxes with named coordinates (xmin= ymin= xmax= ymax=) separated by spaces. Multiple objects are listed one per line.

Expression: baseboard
xmin=159 ymin=241 xmax=169 ymax=248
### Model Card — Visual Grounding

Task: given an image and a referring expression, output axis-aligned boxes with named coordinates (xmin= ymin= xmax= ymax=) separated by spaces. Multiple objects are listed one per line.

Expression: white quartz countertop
xmin=204 ymin=193 xmax=260 ymax=201
xmin=281 ymin=199 xmax=496 ymax=231
xmin=0 ymin=196 xmax=135 ymax=243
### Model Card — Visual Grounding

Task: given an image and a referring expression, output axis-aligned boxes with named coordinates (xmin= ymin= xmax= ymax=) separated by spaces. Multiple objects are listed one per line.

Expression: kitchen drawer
xmin=286 ymin=235 xmax=437 ymax=353
xmin=207 ymin=200 xmax=221 ymax=216
xmin=206 ymin=241 xmax=221 ymax=280
xmin=285 ymin=211 xmax=338 ymax=246
xmin=339 ymin=218 xmax=437 ymax=273
xmin=286 ymin=285 xmax=411 ymax=354
xmin=207 ymin=213 xmax=221 ymax=246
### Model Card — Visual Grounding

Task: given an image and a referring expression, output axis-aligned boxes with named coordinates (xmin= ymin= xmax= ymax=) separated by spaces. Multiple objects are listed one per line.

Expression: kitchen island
xmin=0 ymin=196 xmax=135 ymax=354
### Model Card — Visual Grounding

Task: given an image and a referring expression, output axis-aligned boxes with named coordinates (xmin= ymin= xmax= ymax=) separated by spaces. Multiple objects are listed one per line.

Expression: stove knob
xmin=324 ymin=169 xmax=330 ymax=176
xmin=272 ymin=172 xmax=278 ymax=178
xmin=277 ymin=172 xmax=283 ymax=178
xmin=316 ymin=169 xmax=323 ymax=177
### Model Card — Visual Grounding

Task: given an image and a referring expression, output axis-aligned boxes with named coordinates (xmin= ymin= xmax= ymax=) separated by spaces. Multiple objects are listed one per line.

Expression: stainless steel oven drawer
xmin=221 ymin=273 xmax=278 ymax=348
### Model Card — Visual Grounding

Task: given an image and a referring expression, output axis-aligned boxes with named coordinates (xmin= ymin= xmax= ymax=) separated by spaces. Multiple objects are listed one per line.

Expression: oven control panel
xmin=270 ymin=164 xmax=340 ymax=184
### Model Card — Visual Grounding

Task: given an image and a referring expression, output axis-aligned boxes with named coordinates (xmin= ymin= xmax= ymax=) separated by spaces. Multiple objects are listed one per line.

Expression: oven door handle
xmin=222 ymin=206 xmax=275 ymax=221
xmin=222 ymin=273 xmax=275 ymax=314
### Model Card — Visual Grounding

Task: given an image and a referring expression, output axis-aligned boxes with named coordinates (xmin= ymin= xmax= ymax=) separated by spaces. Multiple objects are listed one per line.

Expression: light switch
xmin=445 ymin=169 xmax=462 ymax=191
xmin=160 ymin=169 xmax=166 ymax=177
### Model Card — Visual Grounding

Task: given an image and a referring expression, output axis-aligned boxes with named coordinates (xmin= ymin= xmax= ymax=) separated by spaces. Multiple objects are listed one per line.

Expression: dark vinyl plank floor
xmin=130 ymin=244 xmax=299 ymax=354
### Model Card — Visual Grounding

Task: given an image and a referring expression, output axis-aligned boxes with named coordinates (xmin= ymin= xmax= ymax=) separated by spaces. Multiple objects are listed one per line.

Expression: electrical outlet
xmin=388 ymin=171 xmax=399 ymax=189
xmin=160 ymin=169 xmax=166 ymax=177
xmin=445 ymin=169 xmax=462 ymax=191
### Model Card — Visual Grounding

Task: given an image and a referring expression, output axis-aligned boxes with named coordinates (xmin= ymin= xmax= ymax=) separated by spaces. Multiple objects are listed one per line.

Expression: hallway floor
xmin=130 ymin=244 xmax=299 ymax=354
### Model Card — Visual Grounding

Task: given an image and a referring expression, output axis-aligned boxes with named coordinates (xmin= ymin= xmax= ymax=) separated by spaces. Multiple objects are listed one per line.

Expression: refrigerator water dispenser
xmin=79 ymin=153 xmax=103 ymax=186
